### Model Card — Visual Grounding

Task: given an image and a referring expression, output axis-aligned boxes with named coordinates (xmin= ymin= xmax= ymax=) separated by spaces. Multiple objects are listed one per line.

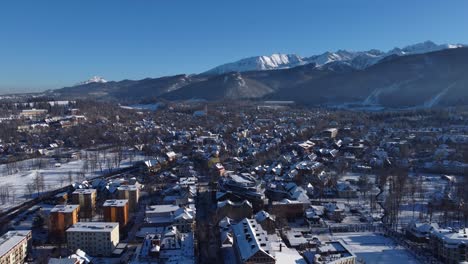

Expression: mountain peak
xmin=203 ymin=53 xmax=303 ymax=75
xmin=75 ymin=76 xmax=108 ymax=86
xmin=203 ymin=41 xmax=466 ymax=74
xmin=389 ymin=40 xmax=465 ymax=56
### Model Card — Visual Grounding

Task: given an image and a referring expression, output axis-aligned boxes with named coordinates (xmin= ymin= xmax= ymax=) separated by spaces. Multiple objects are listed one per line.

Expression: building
xmin=0 ymin=230 xmax=32 ymax=264
xmin=66 ymin=222 xmax=119 ymax=257
xmin=145 ymin=205 xmax=194 ymax=232
xmin=71 ymin=189 xmax=96 ymax=219
xmin=232 ymin=218 xmax=275 ymax=264
xmin=218 ymin=173 xmax=265 ymax=202
xmin=217 ymin=199 xmax=253 ymax=221
xmin=53 ymin=192 xmax=68 ymax=205
xmin=146 ymin=204 xmax=180 ymax=221
xmin=48 ymin=258 xmax=80 ymax=264
xmin=430 ymin=227 xmax=468 ymax=264
xmin=117 ymin=185 xmax=139 ymax=212
xmin=103 ymin=199 xmax=129 ymax=228
xmin=405 ymin=221 xmax=438 ymax=243
xmin=303 ymin=241 xmax=355 ymax=264
xmin=324 ymin=203 xmax=346 ymax=222
xmin=134 ymin=226 xmax=195 ymax=263
xmin=336 ymin=182 xmax=358 ymax=199
xmin=254 ymin=210 xmax=276 ymax=234
xmin=271 ymin=199 xmax=308 ymax=219
xmin=49 ymin=204 xmax=80 ymax=240
xmin=322 ymin=128 xmax=338 ymax=139
xmin=19 ymin=109 xmax=48 ymax=119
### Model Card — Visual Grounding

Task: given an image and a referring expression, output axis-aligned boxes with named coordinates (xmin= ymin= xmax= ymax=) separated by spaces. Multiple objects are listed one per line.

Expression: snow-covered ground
xmin=331 ymin=232 xmax=420 ymax=264
xmin=397 ymin=172 xmax=456 ymax=228
xmin=0 ymin=149 xmax=147 ymax=212
xmin=120 ymin=103 xmax=162 ymax=111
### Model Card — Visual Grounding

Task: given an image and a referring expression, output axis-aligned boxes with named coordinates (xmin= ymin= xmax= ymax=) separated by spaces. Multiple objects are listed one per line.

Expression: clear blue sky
xmin=1 ymin=0 xmax=467 ymax=93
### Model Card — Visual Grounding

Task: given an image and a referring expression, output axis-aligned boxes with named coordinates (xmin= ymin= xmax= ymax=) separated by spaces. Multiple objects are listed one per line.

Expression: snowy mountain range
xmin=203 ymin=41 xmax=466 ymax=74
xmin=52 ymin=40 xmax=468 ymax=109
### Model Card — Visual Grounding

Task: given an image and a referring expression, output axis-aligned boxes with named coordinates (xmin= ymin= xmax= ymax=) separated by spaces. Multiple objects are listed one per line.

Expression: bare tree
xmin=358 ymin=175 xmax=371 ymax=200
xmin=25 ymin=182 xmax=35 ymax=198
xmin=59 ymin=174 xmax=65 ymax=187
xmin=33 ymin=171 xmax=42 ymax=196
xmin=106 ymin=157 xmax=114 ymax=172
xmin=82 ymin=160 xmax=89 ymax=173
xmin=0 ymin=185 xmax=11 ymax=204
xmin=68 ymin=171 xmax=74 ymax=184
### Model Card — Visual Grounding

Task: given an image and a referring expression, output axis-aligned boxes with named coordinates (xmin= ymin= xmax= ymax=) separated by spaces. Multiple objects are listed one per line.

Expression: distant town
xmin=0 ymin=98 xmax=467 ymax=264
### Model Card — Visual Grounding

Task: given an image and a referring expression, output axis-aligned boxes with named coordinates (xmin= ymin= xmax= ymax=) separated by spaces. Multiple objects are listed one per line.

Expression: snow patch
xmin=75 ymin=76 xmax=108 ymax=86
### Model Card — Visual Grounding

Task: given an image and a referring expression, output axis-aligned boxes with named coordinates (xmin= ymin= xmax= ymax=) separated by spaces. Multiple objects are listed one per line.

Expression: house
xmin=336 ymin=181 xmax=358 ymax=199
xmin=324 ymin=203 xmax=346 ymax=222
xmin=305 ymin=206 xmax=325 ymax=227
xmin=405 ymin=221 xmax=438 ymax=243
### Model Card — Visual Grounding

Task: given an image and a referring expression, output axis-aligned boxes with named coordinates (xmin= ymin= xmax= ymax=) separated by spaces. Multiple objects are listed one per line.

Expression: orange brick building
xmin=49 ymin=204 xmax=80 ymax=240
xmin=103 ymin=199 xmax=129 ymax=228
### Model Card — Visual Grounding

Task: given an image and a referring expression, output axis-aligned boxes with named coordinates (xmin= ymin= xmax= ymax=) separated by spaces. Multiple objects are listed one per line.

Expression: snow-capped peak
xmin=203 ymin=41 xmax=466 ymax=74
xmin=388 ymin=40 xmax=466 ymax=56
xmin=75 ymin=76 xmax=108 ymax=86
xmin=203 ymin=54 xmax=304 ymax=75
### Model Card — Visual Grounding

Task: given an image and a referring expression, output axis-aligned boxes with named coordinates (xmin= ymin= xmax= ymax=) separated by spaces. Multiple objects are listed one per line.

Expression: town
xmin=0 ymin=98 xmax=466 ymax=264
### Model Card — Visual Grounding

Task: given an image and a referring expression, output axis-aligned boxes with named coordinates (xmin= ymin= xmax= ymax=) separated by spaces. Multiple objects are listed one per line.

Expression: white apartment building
xmin=0 ymin=230 xmax=32 ymax=264
xmin=66 ymin=222 xmax=119 ymax=257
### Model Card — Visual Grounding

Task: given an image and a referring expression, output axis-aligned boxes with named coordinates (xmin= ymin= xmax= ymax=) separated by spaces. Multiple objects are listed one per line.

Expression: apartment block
xmin=0 ymin=230 xmax=32 ymax=264
xmin=71 ymin=189 xmax=97 ymax=219
xmin=117 ymin=185 xmax=139 ymax=212
xmin=49 ymin=204 xmax=80 ymax=240
xmin=66 ymin=222 xmax=119 ymax=257
xmin=103 ymin=199 xmax=129 ymax=228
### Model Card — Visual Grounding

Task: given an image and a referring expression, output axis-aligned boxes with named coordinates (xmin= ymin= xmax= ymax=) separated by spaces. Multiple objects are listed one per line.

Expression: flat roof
xmin=103 ymin=199 xmax=128 ymax=207
xmin=67 ymin=222 xmax=118 ymax=232
xmin=146 ymin=204 xmax=179 ymax=214
xmin=73 ymin=188 xmax=97 ymax=194
xmin=432 ymin=228 xmax=468 ymax=246
xmin=51 ymin=204 xmax=80 ymax=213
xmin=117 ymin=185 xmax=138 ymax=191
xmin=0 ymin=230 xmax=31 ymax=257
xmin=48 ymin=258 xmax=79 ymax=264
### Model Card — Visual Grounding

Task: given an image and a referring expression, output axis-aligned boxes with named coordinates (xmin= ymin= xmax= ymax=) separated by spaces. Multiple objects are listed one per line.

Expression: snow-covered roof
xmin=432 ymin=227 xmax=468 ymax=247
xmin=232 ymin=218 xmax=274 ymax=262
xmin=255 ymin=210 xmax=273 ymax=222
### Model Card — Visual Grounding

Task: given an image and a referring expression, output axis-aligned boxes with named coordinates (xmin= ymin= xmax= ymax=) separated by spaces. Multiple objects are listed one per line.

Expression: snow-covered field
xmin=0 ymin=149 xmax=147 ymax=212
xmin=331 ymin=232 xmax=419 ymax=264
